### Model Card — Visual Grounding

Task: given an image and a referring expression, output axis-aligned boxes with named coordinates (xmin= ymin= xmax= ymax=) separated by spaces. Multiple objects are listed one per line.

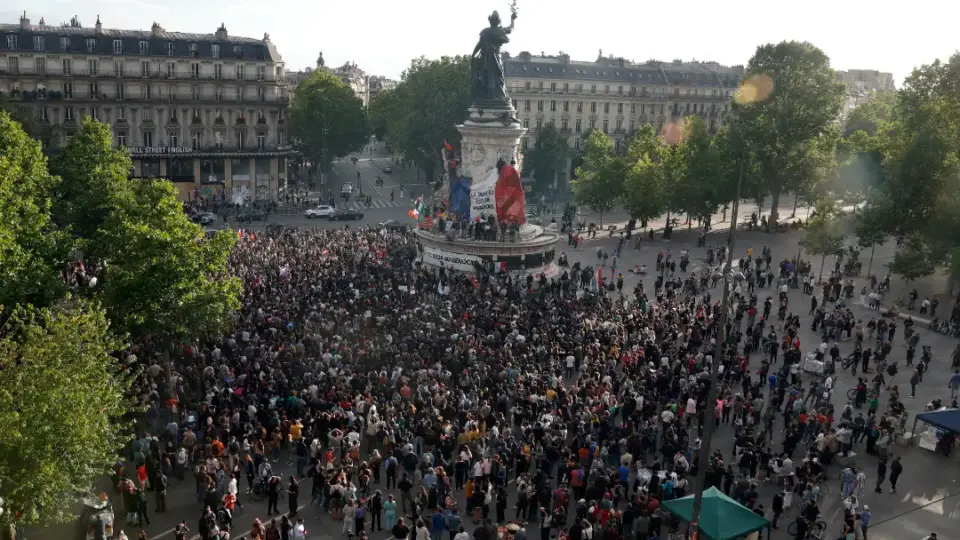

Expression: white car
xmin=304 ymin=205 xmax=335 ymax=219
xmin=341 ymin=184 xmax=354 ymax=196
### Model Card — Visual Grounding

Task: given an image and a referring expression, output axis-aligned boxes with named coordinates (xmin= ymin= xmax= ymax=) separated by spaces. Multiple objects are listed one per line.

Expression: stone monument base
xmin=415 ymin=225 xmax=560 ymax=277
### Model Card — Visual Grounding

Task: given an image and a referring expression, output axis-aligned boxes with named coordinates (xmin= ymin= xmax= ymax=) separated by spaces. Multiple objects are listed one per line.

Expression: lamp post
xmin=687 ymin=153 xmax=745 ymax=539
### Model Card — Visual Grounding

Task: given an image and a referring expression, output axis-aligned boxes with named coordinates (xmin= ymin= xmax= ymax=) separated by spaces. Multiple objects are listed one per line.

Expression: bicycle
xmin=841 ymin=354 xmax=858 ymax=370
xmin=847 ymin=387 xmax=880 ymax=400
xmin=787 ymin=517 xmax=827 ymax=538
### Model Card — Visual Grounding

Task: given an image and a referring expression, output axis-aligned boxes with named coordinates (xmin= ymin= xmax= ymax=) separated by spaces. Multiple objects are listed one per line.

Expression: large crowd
xmin=108 ymin=226 xmax=950 ymax=540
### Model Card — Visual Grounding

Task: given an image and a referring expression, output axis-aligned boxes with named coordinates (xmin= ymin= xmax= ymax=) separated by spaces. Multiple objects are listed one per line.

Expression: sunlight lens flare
xmin=660 ymin=121 xmax=685 ymax=146
xmin=734 ymin=74 xmax=774 ymax=104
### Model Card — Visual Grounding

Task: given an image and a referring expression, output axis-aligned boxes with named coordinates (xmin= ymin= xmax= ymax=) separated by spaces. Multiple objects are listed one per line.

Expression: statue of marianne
xmin=470 ymin=8 xmax=517 ymax=108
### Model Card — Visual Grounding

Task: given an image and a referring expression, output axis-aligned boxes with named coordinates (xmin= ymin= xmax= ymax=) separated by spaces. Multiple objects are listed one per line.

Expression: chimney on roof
xmin=151 ymin=21 xmax=162 ymax=37
xmin=95 ymin=15 xmax=102 ymax=34
xmin=19 ymin=11 xmax=30 ymax=30
xmin=216 ymin=23 xmax=227 ymax=40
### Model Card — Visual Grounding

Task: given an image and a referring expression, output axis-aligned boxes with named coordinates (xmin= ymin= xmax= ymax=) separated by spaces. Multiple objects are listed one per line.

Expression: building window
xmin=86 ymin=38 xmax=97 ymax=53
xmin=236 ymin=65 xmax=245 ymax=79
xmin=192 ymin=132 xmax=202 ymax=149
xmin=574 ymin=138 xmax=580 ymax=150
xmin=536 ymin=119 xmax=543 ymax=130
xmin=167 ymin=63 xmax=175 ymax=77
xmin=589 ymin=119 xmax=596 ymax=130
xmin=590 ymin=103 xmax=596 ymax=113
xmin=189 ymin=43 xmax=198 ymax=57
xmin=550 ymin=100 xmax=556 ymax=112
xmin=562 ymin=101 xmax=569 ymax=112
xmin=34 ymin=35 xmax=45 ymax=51
xmin=117 ymin=132 xmax=127 ymax=147
xmin=605 ymin=85 xmax=610 ymax=94
xmin=214 ymin=64 xmax=223 ymax=79
xmin=113 ymin=40 xmax=123 ymax=54
xmin=88 ymin=59 xmax=99 ymax=76
xmin=37 ymin=107 xmax=49 ymax=122
xmin=631 ymin=104 xmax=636 ymax=114
xmin=166 ymin=42 xmax=175 ymax=56
xmin=212 ymin=44 xmax=220 ymax=58
xmin=521 ymin=138 xmax=528 ymax=150
xmin=616 ymin=119 xmax=623 ymax=131
xmin=561 ymin=120 xmax=568 ymax=131
xmin=522 ymin=118 xmax=529 ymax=129
xmin=89 ymin=83 xmax=100 ymax=98
xmin=118 ymin=106 xmax=126 ymax=120
xmin=115 ymin=61 xmax=124 ymax=76
xmin=235 ymin=87 xmax=243 ymax=101
xmin=145 ymin=85 xmax=152 ymax=99
xmin=169 ymin=133 xmax=179 ymax=147
xmin=575 ymin=119 xmax=581 ymax=133
xmin=7 ymin=57 xmax=18 ymax=75
xmin=602 ymin=120 xmax=608 ymax=133
xmin=550 ymin=82 xmax=556 ymax=92
xmin=257 ymin=87 xmax=266 ymax=102
xmin=617 ymin=103 xmax=623 ymax=114
xmin=191 ymin=63 xmax=200 ymax=79
xmin=257 ymin=134 xmax=266 ymax=150
xmin=236 ymin=131 xmax=245 ymax=149
xmin=537 ymin=100 xmax=543 ymax=112
xmin=117 ymin=84 xmax=125 ymax=100
xmin=63 ymin=82 xmax=73 ymax=98
xmin=590 ymin=84 xmax=596 ymax=93
xmin=36 ymin=58 xmax=46 ymax=74
xmin=257 ymin=66 xmax=266 ymax=81
xmin=215 ymin=132 xmax=223 ymax=150
xmin=139 ymin=40 xmax=149 ymax=55
xmin=524 ymin=81 xmax=531 ymax=90
xmin=603 ymin=103 xmax=610 ymax=114
xmin=65 ymin=107 xmax=75 ymax=121
xmin=278 ymin=129 xmax=285 ymax=145
xmin=141 ymin=61 xmax=149 ymax=77
xmin=90 ymin=107 xmax=100 ymax=121
xmin=630 ymin=121 xmax=634 ymax=132
xmin=617 ymin=85 xmax=623 ymax=95
xmin=216 ymin=86 xmax=224 ymax=101
xmin=143 ymin=131 xmax=154 ymax=147
xmin=524 ymin=100 xmax=530 ymax=111
xmin=60 ymin=36 xmax=70 ymax=52
xmin=576 ymin=102 xmax=583 ymax=113
xmin=233 ymin=45 xmax=242 ymax=57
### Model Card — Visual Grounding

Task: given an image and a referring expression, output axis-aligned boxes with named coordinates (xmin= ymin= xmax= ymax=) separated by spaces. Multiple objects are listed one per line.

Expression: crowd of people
xmin=106 ymin=225 xmax=948 ymax=540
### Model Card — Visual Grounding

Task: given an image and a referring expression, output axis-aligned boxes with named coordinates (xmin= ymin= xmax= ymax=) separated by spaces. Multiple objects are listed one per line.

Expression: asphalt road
xmin=37 ymin=218 xmax=944 ymax=540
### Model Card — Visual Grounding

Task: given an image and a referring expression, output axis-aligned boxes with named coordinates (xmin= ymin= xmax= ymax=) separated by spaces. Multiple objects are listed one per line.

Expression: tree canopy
xmin=572 ymin=130 xmax=625 ymax=222
xmin=0 ymin=302 xmax=134 ymax=526
xmin=288 ymin=69 xmax=369 ymax=170
xmin=522 ymin=123 xmax=571 ymax=192
xmin=368 ymin=56 xmax=471 ymax=183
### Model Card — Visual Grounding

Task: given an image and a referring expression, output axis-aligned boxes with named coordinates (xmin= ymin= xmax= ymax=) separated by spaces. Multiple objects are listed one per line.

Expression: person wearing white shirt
xmin=454 ymin=527 xmax=470 ymax=540
xmin=293 ymin=518 xmax=307 ymax=539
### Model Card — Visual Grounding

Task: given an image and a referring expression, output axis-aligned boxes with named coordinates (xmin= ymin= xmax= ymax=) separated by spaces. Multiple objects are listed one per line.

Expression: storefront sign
xmin=422 ymin=246 xmax=481 ymax=272
xmin=128 ymin=146 xmax=193 ymax=156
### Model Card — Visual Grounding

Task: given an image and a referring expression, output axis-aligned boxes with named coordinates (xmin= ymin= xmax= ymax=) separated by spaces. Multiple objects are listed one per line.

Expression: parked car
xmin=330 ymin=209 xmax=364 ymax=221
xmin=191 ymin=212 xmax=217 ymax=225
xmin=382 ymin=164 xmax=393 ymax=173
xmin=237 ymin=209 xmax=265 ymax=222
xmin=378 ymin=219 xmax=409 ymax=232
xmin=304 ymin=205 xmax=335 ymax=219
xmin=341 ymin=184 xmax=354 ymax=197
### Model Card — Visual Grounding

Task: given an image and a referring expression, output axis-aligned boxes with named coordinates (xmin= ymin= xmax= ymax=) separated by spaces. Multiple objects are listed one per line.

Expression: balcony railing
xmin=0 ymin=68 xmax=286 ymax=84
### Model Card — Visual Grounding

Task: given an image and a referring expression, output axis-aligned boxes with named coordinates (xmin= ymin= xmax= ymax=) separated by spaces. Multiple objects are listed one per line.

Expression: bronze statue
xmin=471 ymin=5 xmax=517 ymax=110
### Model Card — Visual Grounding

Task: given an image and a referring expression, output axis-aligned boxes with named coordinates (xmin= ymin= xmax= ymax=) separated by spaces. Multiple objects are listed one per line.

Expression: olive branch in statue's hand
xmin=510 ymin=0 xmax=518 ymax=19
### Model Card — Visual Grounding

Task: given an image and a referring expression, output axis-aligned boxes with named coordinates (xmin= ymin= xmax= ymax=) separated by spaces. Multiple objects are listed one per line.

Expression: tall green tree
xmin=368 ymin=89 xmax=394 ymax=142
xmin=94 ymin=180 xmax=241 ymax=341
xmin=0 ymin=92 xmax=56 ymax=144
xmin=523 ymin=123 xmax=571 ymax=191
xmin=730 ymin=41 xmax=845 ymax=228
xmin=0 ymin=301 xmax=134 ymax=527
xmin=289 ymin=70 xmax=369 ymax=172
xmin=886 ymin=235 xmax=937 ymax=298
xmin=0 ymin=111 xmax=68 ymax=310
xmin=572 ymin=130 xmax=625 ymax=225
xmin=800 ymin=200 xmax=845 ymax=282
xmin=622 ymin=129 xmax=668 ymax=229
xmin=371 ymin=56 xmax=471 ymax=183
xmin=854 ymin=201 xmax=890 ymax=278
xmin=844 ymin=90 xmax=897 ymax=137
xmin=50 ymin=118 xmax=133 ymax=241
xmin=671 ymin=116 xmax=729 ymax=226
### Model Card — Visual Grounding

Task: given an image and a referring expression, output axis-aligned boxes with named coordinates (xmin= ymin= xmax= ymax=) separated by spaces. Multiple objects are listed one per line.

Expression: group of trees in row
xmin=0 ymin=114 xmax=241 ymax=526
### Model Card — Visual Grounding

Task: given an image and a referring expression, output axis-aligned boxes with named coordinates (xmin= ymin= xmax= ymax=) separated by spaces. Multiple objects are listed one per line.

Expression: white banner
xmin=422 ymin=246 xmax=482 ymax=272
xmin=470 ymin=168 xmax=499 ymax=219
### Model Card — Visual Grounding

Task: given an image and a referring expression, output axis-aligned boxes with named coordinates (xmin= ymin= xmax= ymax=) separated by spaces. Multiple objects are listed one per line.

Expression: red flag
xmin=495 ymin=164 xmax=526 ymax=225
xmin=443 ymin=140 xmax=454 ymax=152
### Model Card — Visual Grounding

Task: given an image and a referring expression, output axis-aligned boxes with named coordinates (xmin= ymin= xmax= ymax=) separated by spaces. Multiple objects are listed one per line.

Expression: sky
xmin=5 ymin=0 xmax=957 ymax=87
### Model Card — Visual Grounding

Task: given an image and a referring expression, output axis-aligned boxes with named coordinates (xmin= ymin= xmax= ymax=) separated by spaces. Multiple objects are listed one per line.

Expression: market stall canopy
xmin=661 ymin=487 xmax=770 ymax=540
xmin=915 ymin=408 xmax=960 ymax=433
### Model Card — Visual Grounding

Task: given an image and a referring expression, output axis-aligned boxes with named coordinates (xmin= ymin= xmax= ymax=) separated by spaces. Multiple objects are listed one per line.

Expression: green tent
xmin=660 ymin=487 xmax=771 ymax=540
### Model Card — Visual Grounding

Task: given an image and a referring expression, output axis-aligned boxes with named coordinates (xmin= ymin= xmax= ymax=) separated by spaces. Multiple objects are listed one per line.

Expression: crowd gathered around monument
xmin=100 ymin=218 xmax=953 ymax=540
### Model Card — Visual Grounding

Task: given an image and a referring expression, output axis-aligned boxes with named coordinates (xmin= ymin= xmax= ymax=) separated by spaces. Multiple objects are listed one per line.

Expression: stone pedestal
xmin=457 ymin=108 xmax=527 ymax=183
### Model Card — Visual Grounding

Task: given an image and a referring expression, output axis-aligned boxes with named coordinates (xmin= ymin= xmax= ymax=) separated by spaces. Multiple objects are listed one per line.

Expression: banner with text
xmin=422 ymin=246 xmax=482 ymax=272
xmin=469 ymin=168 xmax=499 ymax=219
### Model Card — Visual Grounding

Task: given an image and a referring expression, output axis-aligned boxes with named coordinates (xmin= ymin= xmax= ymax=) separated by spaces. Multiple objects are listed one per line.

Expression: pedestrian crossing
xmin=338 ymin=199 xmax=405 ymax=211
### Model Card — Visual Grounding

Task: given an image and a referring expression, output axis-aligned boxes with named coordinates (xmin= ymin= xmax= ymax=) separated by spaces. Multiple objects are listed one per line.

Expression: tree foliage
xmin=94 ymin=180 xmax=242 ymax=341
xmin=671 ymin=116 xmax=731 ymax=223
xmin=288 ymin=70 xmax=369 ymax=169
xmin=0 ymin=301 xmax=134 ymax=526
xmin=0 ymin=112 xmax=68 ymax=309
xmin=887 ymin=235 xmax=937 ymax=283
xmin=844 ymin=90 xmax=897 ymax=137
xmin=729 ymin=41 xmax=845 ymax=227
xmin=572 ymin=130 xmax=625 ymax=219
xmin=800 ymin=200 xmax=845 ymax=279
xmin=368 ymin=56 xmax=471 ymax=183
xmin=523 ymin=123 xmax=570 ymax=190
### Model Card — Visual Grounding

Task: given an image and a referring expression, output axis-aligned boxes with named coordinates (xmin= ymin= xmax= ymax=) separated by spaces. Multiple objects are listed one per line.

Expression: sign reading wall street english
xmin=127 ymin=146 xmax=193 ymax=156
xmin=422 ymin=246 xmax=481 ymax=272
